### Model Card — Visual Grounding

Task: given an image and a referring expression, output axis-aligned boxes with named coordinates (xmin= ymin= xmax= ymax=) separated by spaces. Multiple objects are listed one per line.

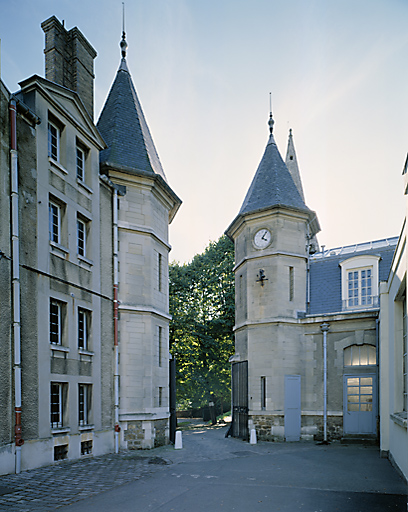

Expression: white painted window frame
xmin=48 ymin=121 xmax=60 ymax=162
xmin=49 ymin=201 xmax=61 ymax=244
xmin=50 ymin=299 xmax=63 ymax=345
xmin=50 ymin=382 xmax=63 ymax=428
xmin=340 ymin=255 xmax=380 ymax=310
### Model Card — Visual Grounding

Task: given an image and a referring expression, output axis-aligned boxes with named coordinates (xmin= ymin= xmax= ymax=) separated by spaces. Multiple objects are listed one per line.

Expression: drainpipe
xmin=10 ymin=99 xmax=24 ymax=473
xmin=320 ymin=322 xmax=330 ymax=444
xmin=113 ymin=189 xmax=120 ymax=453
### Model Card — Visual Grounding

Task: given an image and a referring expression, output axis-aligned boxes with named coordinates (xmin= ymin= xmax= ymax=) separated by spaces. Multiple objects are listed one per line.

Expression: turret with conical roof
xmin=285 ymin=128 xmax=305 ymax=202
xmin=97 ymin=27 xmax=180 ymax=451
xmin=97 ymin=33 xmax=168 ymax=182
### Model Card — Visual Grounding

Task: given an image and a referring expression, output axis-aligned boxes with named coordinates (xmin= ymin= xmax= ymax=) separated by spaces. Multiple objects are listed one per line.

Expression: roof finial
xmin=268 ymin=92 xmax=274 ymax=134
xmin=120 ymin=2 xmax=128 ymax=59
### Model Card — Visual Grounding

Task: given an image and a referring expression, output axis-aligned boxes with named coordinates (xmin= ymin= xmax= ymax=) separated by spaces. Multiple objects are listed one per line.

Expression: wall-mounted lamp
xmin=256 ymin=269 xmax=268 ymax=286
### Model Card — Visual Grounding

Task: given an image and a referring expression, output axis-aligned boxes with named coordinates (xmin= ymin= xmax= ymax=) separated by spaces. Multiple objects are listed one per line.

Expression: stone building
xmin=226 ymin=113 xmax=396 ymax=443
xmin=379 ymin=157 xmax=408 ymax=481
xmin=0 ymin=15 xmax=179 ymax=475
xmin=97 ymin=33 xmax=181 ymax=449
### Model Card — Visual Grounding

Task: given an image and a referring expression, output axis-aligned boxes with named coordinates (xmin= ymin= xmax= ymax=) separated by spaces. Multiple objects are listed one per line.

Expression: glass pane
xmin=347 ymin=395 xmax=359 ymax=403
xmin=348 ymin=404 xmax=359 ymax=412
xmin=368 ymin=346 xmax=376 ymax=365
xmin=360 ymin=346 xmax=368 ymax=365
xmin=360 ymin=377 xmax=373 ymax=386
xmin=360 ymin=386 xmax=372 ymax=394
xmin=348 ymin=386 xmax=360 ymax=394
xmin=347 ymin=378 xmax=359 ymax=386
xmin=360 ymin=403 xmax=372 ymax=412
xmin=351 ymin=348 xmax=360 ymax=366
xmin=344 ymin=348 xmax=351 ymax=366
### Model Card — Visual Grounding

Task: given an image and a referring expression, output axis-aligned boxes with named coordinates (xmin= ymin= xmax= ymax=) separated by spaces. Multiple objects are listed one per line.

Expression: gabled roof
xmin=238 ymin=115 xmax=308 ymax=216
xmin=97 ymin=46 xmax=167 ymax=181
xmin=285 ymin=128 xmax=305 ymax=202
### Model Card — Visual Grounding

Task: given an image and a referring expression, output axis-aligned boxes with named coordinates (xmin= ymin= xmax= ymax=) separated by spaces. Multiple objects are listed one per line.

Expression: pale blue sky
xmin=1 ymin=0 xmax=407 ymax=262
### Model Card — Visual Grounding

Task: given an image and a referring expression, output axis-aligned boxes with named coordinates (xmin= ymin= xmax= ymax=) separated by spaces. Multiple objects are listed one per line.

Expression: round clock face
xmin=254 ymin=228 xmax=272 ymax=249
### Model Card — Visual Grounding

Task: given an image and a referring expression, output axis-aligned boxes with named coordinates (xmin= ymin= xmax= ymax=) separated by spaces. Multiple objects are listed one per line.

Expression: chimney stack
xmin=41 ymin=16 xmax=97 ymax=119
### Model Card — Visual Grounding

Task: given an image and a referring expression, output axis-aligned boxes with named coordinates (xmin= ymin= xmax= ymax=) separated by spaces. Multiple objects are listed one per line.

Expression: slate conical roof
xmin=285 ymin=128 xmax=305 ymax=202
xmin=97 ymin=35 xmax=167 ymax=181
xmin=239 ymin=114 xmax=308 ymax=216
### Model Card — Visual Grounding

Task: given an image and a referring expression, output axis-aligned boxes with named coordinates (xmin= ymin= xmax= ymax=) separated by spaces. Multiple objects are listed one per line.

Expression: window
xmin=81 ymin=440 xmax=92 ymax=455
xmin=78 ymin=308 xmax=91 ymax=350
xmin=50 ymin=299 xmax=64 ymax=345
xmin=48 ymin=122 xmax=60 ymax=161
xmin=49 ymin=201 xmax=60 ymax=243
xmin=54 ymin=444 xmax=68 ymax=461
xmin=289 ymin=266 xmax=294 ymax=301
xmin=340 ymin=255 xmax=380 ymax=310
xmin=261 ymin=376 xmax=266 ymax=410
xmin=76 ymin=146 xmax=85 ymax=181
xmin=158 ymin=252 xmax=163 ymax=291
xmin=78 ymin=384 xmax=92 ymax=426
xmin=51 ymin=382 xmax=66 ymax=428
xmin=344 ymin=344 xmax=376 ymax=366
xmin=77 ymin=218 xmax=86 ymax=257
xmin=158 ymin=387 xmax=163 ymax=407
xmin=347 ymin=268 xmax=372 ymax=307
xmin=158 ymin=326 xmax=163 ymax=367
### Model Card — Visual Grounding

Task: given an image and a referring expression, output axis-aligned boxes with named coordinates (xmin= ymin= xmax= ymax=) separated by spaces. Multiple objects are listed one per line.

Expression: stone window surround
xmin=339 ymin=255 xmax=380 ymax=310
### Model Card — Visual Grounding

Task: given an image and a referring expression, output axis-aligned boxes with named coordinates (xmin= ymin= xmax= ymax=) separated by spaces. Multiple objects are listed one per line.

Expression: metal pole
xmin=320 ymin=323 xmax=330 ymax=443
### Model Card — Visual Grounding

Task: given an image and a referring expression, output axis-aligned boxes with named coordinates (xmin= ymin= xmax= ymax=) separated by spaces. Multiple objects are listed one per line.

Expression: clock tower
xmin=226 ymin=112 xmax=320 ymax=441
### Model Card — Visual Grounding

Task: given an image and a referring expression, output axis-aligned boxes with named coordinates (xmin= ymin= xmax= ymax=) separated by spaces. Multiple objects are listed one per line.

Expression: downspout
xmin=320 ymin=323 xmax=330 ymax=444
xmin=10 ymin=99 xmax=24 ymax=473
xmin=113 ymin=188 xmax=120 ymax=453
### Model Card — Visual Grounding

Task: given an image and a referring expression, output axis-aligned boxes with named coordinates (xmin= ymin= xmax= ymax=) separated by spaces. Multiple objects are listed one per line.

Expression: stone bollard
xmin=250 ymin=428 xmax=257 ymax=445
xmin=175 ymin=430 xmax=183 ymax=449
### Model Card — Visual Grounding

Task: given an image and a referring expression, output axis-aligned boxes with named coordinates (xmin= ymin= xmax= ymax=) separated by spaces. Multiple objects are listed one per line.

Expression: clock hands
xmin=261 ymin=230 xmax=268 ymax=241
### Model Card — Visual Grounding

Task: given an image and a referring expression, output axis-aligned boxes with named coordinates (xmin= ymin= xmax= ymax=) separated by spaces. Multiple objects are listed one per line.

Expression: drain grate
xmin=231 ymin=451 xmax=259 ymax=457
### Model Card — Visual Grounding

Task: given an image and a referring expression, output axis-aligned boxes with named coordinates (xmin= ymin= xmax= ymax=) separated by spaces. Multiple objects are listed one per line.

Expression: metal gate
xmin=231 ymin=361 xmax=248 ymax=440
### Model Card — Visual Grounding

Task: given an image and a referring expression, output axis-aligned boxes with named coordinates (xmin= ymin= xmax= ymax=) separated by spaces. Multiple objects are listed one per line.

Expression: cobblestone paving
xmin=0 ymin=452 xmax=170 ymax=512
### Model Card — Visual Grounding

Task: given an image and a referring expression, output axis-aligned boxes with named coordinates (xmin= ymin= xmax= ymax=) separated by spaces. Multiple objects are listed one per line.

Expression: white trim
xmin=340 ymin=255 xmax=380 ymax=310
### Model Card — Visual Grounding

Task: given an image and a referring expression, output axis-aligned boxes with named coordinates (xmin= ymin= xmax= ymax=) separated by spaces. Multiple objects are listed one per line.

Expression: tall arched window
xmin=344 ymin=344 xmax=376 ymax=366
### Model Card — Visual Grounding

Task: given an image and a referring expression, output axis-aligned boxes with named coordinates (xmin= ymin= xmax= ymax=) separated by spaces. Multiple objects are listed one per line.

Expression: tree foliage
xmin=169 ymin=235 xmax=235 ymax=410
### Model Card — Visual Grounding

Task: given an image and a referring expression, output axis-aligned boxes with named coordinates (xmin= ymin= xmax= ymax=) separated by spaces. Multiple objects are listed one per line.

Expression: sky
xmin=1 ymin=0 xmax=407 ymax=263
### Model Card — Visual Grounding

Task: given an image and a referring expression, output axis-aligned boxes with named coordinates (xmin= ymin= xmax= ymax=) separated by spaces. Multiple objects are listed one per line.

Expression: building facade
xmin=0 ymin=16 xmax=180 ymax=475
xmin=227 ymin=113 xmax=396 ymax=443
xmin=379 ymin=158 xmax=408 ymax=481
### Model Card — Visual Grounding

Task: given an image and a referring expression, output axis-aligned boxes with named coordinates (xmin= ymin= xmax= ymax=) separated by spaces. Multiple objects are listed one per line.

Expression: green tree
xmin=169 ymin=235 xmax=235 ymax=411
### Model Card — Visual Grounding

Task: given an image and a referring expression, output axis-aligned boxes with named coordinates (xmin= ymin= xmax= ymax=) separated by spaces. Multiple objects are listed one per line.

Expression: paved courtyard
xmin=0 ymin=421 xmax=406 ymax=511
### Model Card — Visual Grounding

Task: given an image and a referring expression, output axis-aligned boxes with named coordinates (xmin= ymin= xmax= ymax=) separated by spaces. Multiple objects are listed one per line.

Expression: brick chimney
xmin=41 ymin=16 xmax=97 ymax=119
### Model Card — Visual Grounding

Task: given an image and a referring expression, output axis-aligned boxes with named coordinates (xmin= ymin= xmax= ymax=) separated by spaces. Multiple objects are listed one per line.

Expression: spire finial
xmin=268 ymin=92 xmax=274 ymax=134
xmin=289 ymin=128 xmax=292 ymax=136
xmin=120 ymin=3 xmax=128 ymax=58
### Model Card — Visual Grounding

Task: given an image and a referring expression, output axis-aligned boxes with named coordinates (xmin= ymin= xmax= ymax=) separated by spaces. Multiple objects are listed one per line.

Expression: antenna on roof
xmin=268 ymin=92 xmax=274 ymax=134
xmin=120 ymin=2 xmax=128 ymax=59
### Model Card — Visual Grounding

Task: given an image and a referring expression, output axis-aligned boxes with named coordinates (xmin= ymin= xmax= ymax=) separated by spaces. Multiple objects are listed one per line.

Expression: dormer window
xmin=340 ymin=255 xmax=380 ymax=310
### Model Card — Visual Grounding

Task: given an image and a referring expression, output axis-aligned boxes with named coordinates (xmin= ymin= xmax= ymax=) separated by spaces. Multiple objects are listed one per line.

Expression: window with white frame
xmin=76 ymin=146 xmax=85 ymax=181
xmin=347 ymin=267 xmax=372 ymax=307
xmin=48 ymin=121 xmax=60 ymax=161
xmin=78 ymin=308 xmax=91 ymax=350
xmin=340 ymin=255 xmax=380 ymax=310
xmin=77 ymin=218 xmax=86 ymax=257
xmin=49 ymin=201 xmax=60 ymax=243
xmin=78 ymin=384 xmax=92 ymax=426
xmin=50 ymin=299 xmax=64 ymax=345
xmin=50 ymin=382 xmax=66 ymax=428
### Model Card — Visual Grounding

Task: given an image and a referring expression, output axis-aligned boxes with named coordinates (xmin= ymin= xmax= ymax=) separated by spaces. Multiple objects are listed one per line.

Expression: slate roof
xmin=285 ymin=129 xmax=305 ymax=202
xmin=239 ymin=117 xmax=308 ymax=216
xmin=308 ymin=237 xmax=398 ymax=315
xmin=97 ymin=57 xmax=167 ymax=181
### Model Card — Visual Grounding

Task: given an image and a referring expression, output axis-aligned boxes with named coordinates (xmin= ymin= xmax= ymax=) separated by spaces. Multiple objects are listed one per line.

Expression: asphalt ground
xmin=0 ymin=420 xmax=406 ymax=511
